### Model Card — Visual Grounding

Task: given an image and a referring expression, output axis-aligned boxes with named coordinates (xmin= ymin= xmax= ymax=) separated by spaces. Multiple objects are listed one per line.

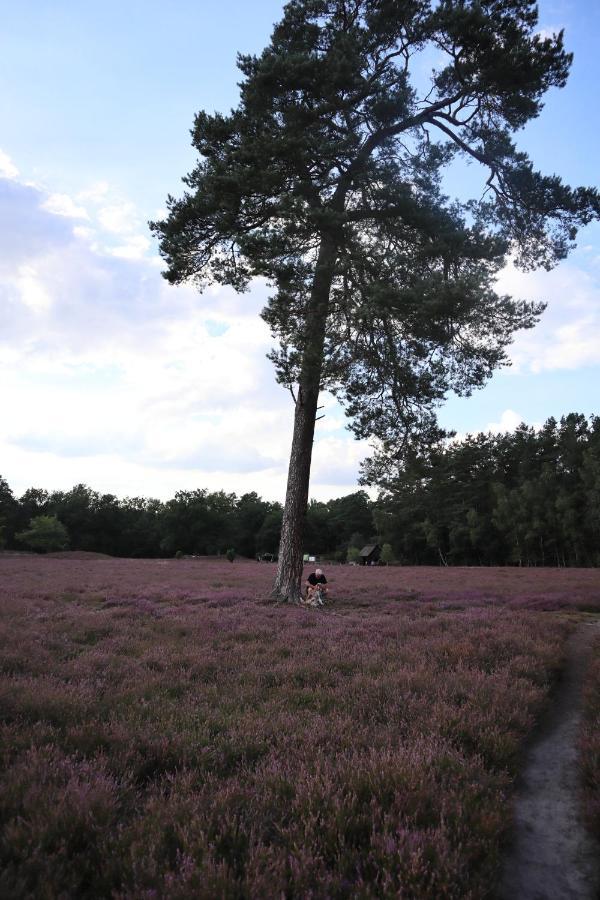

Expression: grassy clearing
xmin=1 ymin=558 xmax=598 ymax=898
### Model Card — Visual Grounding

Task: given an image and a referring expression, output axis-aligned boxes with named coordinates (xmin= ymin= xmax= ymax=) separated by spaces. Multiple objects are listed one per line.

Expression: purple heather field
xmin=1 ymin=555 xmax=599 ymax=899
xmin=581 ymin=634 xmax=600 ymax=836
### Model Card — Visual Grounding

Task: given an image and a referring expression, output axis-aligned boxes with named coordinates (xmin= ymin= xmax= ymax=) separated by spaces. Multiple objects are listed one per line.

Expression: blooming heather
xmin=1 ymin=556 xmax=597 ymax=898
xmin=580 ymin=631 xmax=600 ymax=838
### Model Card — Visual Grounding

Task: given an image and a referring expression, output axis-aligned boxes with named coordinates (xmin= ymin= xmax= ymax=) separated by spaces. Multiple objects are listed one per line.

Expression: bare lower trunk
xmin=272 ymin=382 xmax=320 ymax=602
xmin=273 ymin=236 xmax=337 ymax=602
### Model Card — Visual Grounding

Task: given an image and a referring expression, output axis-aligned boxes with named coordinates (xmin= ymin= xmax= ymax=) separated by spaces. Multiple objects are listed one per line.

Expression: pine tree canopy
xmin=151 ymin=0 xmax=599 ymax=455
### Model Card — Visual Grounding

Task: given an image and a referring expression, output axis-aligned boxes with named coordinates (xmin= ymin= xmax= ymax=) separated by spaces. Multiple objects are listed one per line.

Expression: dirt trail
xmin=498 ymin=621 xmax=600 ymax=900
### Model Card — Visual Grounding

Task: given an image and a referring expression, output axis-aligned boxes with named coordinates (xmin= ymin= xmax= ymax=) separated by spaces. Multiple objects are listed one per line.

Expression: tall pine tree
xmin=152 ymin=1 xmax=599 ymax=601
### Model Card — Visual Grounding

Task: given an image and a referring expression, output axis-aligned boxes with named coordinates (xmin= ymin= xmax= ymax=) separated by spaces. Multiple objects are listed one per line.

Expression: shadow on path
xmin=498 ymin=621 xmax=600 ymax=900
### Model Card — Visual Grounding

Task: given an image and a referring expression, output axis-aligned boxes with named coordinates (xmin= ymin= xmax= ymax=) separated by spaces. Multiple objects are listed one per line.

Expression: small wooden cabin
xmin=359 ymin=544 xmax=381 ymax=565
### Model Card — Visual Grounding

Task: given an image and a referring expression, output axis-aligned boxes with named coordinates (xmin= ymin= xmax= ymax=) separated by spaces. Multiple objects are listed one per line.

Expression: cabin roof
xmin=359 ymin=544 xmax=380 ymax=557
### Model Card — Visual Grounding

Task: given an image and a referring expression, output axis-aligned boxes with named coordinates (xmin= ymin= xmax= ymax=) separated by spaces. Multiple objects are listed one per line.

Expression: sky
xmin=1 ymin=0 xmax=599 ymax=503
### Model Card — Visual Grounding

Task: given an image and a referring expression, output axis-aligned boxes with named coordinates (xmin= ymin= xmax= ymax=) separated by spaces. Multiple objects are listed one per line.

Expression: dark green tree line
xmin=1 ymin=482 xmax=374 ymax=560
xmin=1 ymin=415 xmax=599 ymax=564
xmin=368 ymin=413 xmax=600 ymax=566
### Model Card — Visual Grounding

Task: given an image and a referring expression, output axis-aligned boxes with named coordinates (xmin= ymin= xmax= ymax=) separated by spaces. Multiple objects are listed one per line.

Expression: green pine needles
xmin=152 ymin=1 xmax=599 ymax=598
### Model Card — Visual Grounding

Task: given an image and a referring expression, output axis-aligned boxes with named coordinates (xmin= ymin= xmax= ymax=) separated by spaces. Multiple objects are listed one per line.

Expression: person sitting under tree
xmin=304 ymin=568 xmax=328 ymax=605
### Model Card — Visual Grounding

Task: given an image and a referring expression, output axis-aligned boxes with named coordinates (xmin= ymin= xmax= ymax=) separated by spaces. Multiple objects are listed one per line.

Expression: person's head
xmin=315 ymin=568 xmax=322 ymax=576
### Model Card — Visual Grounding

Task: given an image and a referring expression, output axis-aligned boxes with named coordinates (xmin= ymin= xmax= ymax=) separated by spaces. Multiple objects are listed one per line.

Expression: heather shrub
xmin=0 ymin=746 xmax=127 ymax=898
xmin=0 ymin=556 xmax=594 ymax=898
xmin=580 ymin=632 xmax=600 ymax=837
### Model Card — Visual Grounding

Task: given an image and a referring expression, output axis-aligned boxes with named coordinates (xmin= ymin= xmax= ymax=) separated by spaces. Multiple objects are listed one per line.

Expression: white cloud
xmin=0 ymin=163 xmax=368 ymax=502
xmin=72 ymin=225 xmax=96 ymax=242
xmin=14 ymin=265 xmax=53 ymax=312
xmin=484 ymin=409 xmax=525 ymax=434
xmin=81 ymin=192 xmax=152 ymax=259
xmin=535 ymin=25 xmax=563 ymax=42
xmin=498 ymin=260 xmax=600 ymax=372
xmin=0 ymin=149 xmax=19 ymax=179
xmin=42 ymin=193 xmax=89 ymax=219
xmin=97 ymin=201 xmax=138 ymax=235
xmin=77 ymin=181 xmax=110 ymax=204
xmin=311 ymin=435 xmax=372 ymax=485
xmin=110 ymin=234 xmax=152 ymax=259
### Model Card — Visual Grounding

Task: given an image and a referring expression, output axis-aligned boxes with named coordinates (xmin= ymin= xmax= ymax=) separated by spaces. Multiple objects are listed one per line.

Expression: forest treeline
xmin=0 ymin=479 xmax=372 ymax=562
xmin=373 ymin=412 xmax=600 ymax=567
xmin=1 ymin=413 xmax=598 ymax=566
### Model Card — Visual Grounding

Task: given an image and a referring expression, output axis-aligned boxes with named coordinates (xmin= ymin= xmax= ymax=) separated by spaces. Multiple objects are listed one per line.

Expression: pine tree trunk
xmin=272 ymin=381 xmax=320 ymax=602
xmin=273 ymin=235 xmax=337 ymax=602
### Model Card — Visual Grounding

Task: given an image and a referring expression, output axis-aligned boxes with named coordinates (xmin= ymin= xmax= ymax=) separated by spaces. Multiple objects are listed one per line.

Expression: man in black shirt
xmin=305 ymin=567 xmax=328 ymax=603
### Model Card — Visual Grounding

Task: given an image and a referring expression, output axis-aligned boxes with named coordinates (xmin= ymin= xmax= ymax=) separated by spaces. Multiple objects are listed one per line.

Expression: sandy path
xmin=498 ymin=621 xmax=600 ymax=900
